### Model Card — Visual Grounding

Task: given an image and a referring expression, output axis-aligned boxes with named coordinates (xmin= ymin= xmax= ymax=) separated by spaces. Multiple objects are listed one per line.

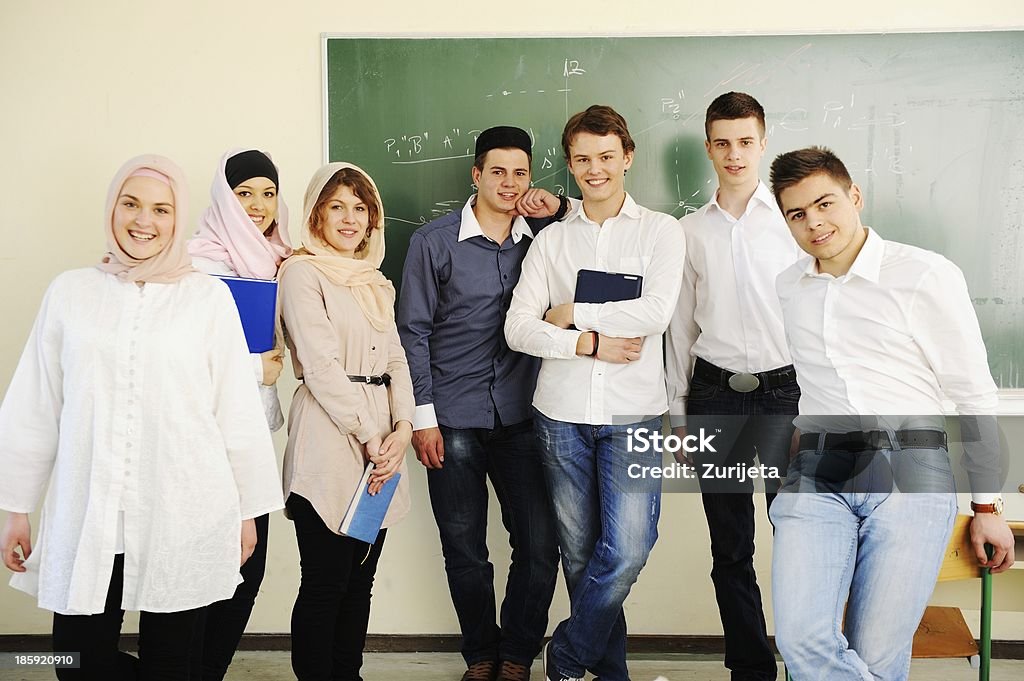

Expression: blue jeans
xmin=686 ymin=365 xmax=798 ymax=680
xmin=428 ymin=418 xmax=559 ymax=667
xmin=770 ymin=443 xmax=957 ymax=681
xmin=533 ymin=411 xmax=663 ymax=681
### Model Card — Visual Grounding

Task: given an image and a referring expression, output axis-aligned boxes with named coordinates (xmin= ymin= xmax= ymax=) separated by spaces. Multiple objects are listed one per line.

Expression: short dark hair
xmin=770 ymin=146 xmax=854 ymax=208
xmin=705 ymin=92 xmax=766 ymax=140
xmin=473 ymin=147 xmax=532 ymax=172
xmin=561 ymin=105 xmax=636 ymax=159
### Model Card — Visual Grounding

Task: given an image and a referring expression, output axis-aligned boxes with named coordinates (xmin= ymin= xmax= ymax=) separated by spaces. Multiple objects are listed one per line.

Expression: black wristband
xmin=588 ymin=331 xmax=599 ymax=357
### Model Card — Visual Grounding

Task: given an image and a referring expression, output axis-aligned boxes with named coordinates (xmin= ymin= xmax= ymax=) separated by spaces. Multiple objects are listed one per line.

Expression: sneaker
xmin=497 ymin=660 xmax=531 ymax=681
xmin=461 ymin=660 xmax=498 ymax=681
xmin=542 ymin=641 xmax=583 ymax=681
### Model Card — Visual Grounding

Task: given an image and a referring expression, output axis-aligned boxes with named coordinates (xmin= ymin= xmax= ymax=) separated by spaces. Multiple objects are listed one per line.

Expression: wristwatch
xmin=970 ymin=497 xmax=1005 ymax=515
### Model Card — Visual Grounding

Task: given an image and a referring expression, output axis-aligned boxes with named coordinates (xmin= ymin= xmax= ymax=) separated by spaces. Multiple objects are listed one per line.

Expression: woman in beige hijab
xmin=0 ymin=155 xmax=283 ymax=680
xmin=278 ymin=162 xmax=414 ymax=681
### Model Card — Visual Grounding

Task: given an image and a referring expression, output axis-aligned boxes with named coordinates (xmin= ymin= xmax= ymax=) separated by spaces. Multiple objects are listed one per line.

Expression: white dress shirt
xmin=504 ymin=194 xmax=685 ymax=424
xmin=776 ymin=228 xmax=1000 ymax=502
xmin=0 ymin=269 xmax=283 ymax=615
xmin=666 ymin=181 xmax=802 ymax=417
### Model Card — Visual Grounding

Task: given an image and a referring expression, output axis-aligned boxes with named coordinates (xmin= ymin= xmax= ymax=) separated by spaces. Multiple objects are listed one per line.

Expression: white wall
xmin=1 ymin=0 xmax=1023 ymax=637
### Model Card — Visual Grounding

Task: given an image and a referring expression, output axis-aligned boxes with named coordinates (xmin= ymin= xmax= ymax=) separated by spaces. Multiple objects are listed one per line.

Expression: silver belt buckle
xmin=727 ymin=372 xmax=760 ymax=393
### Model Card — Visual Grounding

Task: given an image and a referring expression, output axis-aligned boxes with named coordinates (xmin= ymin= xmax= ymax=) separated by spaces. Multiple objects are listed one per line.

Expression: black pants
xmin=687 ymin=361 xmax=799 ymax=681
xmin=52 ymin=554 xmax=202 ymax=681
xmin=188 ymin=513 xmax=269 ymax=681
xmin=288 ymin=493 xmax=386 ymax=681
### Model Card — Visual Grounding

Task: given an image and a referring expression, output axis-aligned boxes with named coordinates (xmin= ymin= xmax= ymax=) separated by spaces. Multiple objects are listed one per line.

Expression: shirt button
xmin=371 ymin=346 xmax=376 ymax=351
xmin=503 ymin=274 xmax=508 ymax=280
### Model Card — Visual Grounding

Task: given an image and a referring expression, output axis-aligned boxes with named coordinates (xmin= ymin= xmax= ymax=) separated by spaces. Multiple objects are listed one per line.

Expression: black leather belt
xmin=693 ymin=357 xmax=797 ymax=393
xmin=348 ymin=373 xmax=391 ymax=386
xmin=798 ymin=429 xmax=947 ymax=452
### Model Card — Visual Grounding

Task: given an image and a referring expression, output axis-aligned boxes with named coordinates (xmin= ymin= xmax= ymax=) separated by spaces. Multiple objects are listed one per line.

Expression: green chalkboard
xmin=324 ymin=33 xmax=1024 ymax=389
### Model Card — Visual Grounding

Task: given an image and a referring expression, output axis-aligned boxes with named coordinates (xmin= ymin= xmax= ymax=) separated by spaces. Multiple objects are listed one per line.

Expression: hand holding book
xmin=366 ymin=422 xmax=412 ymax=495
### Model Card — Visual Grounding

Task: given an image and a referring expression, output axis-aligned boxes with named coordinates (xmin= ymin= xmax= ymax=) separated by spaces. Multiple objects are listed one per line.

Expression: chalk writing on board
xmin=563 ymin=59 xmax=586 ymax=77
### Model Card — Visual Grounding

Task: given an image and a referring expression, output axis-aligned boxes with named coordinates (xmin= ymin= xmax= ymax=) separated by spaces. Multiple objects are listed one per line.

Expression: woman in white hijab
xmin=187 ymin=149 xmax=292 ymax=681
xmin=0 ymin=155 xmax=283 ymax=680
xmin=278 ymin=163 xmax=414 ymax=681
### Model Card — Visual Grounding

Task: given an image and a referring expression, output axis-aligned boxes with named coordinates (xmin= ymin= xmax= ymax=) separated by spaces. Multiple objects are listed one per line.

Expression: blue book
xmin=216 ymin=276 xmax=278 ymax=353
xmin=339 ymin=462 xmax=401 ymax=543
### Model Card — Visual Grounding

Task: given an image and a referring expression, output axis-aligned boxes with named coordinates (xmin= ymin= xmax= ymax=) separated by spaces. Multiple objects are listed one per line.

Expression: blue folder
xmin=339 ymin=462 xmax=401 ymax=544
xmin=216 ymin=276 xmax=277 ymax=353
xmin=574 ymin=269 xmax=643 ymax=304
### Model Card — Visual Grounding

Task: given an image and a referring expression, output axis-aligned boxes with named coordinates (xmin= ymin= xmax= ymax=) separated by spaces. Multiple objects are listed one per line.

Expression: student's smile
xmin=779 ymin=172 xmax=867 ymax=276
xmin=472 ymin=147 xmax=531 ymax=216
xmin=319 ymin=184 xmax=370 ymax=257
xmin=233 ymin=177 xmax=278 ymax=231
xmin=112 ymin=175 xmax=176 ymax=260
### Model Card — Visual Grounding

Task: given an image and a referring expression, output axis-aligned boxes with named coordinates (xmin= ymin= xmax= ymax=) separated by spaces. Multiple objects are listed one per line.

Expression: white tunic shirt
xmin=504 ymin=194 xmax=685 ymax=424
xmin=0 ymin=269 xmax=283 ymax=615
xmin=666 ymin=181 xmax=802 ymax=416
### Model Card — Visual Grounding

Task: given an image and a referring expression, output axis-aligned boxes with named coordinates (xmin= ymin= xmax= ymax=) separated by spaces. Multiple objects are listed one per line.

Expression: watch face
xmin=995 ymin=497 xmax=1005 ymax=515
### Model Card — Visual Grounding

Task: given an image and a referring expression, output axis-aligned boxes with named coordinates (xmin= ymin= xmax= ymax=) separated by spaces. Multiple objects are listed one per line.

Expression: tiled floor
xmin=4 ymin=651 xmax=1022 ymax=680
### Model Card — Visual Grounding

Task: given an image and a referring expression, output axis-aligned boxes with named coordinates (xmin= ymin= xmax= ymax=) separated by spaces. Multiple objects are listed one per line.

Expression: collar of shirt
xmin=800 ymin=226 xmax=882 ymax=283
xmin=705 ymin=180 xmax=777 ymax=222
xmin=563 ymin=192 xmax=642 ymax=225
xmin=457 ymin=196 xmax=533 ymax=244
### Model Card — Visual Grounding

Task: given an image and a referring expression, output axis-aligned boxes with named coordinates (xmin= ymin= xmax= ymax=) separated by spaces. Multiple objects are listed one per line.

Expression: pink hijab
xmin=97 ymin=155 xmax=195 ymax=284
xmin=188 ymin=149 xmax=293 ymax=279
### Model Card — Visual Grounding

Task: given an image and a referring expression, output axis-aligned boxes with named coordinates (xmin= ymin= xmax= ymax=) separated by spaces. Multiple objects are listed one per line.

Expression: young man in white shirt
xmin=665 ymin=91 xmax=802 ymax=681
xmin=505 ymin=105 xmax=685 ymax=681
xmin=769 ymin=146 xmax=1015 ymax=680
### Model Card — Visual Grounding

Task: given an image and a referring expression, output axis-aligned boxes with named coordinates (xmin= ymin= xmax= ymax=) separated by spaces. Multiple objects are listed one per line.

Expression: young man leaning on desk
xmin=768 ymin=145 xmax=1014 ymax=681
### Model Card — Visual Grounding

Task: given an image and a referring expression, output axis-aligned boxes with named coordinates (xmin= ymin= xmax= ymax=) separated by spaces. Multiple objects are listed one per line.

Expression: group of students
xmin=0 ymin=90 xmax=1016 ymax=681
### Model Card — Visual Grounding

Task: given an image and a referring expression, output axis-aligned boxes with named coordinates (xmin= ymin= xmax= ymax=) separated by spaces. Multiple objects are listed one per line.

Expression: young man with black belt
xmin=397 ymin=126 xmax=567 ymax=681
xmin=665 ymin=92 xmax=802 ymax=681
xmin=768 ymin=146 xmax=1014 ymax=680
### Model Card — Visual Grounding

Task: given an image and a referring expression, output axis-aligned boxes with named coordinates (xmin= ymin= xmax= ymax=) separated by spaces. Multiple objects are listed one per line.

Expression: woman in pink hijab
xmin=0 ymin=155 xmax=283 ymax=680
xmin=187 ymin=149 xmax=292 ymax=681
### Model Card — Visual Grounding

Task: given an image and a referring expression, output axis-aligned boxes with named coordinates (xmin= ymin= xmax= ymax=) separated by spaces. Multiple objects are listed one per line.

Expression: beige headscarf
xmin=277 ymin=162 xmax=395 ymax=332
xmin=97 ymin=154 xmax=195 ymax=284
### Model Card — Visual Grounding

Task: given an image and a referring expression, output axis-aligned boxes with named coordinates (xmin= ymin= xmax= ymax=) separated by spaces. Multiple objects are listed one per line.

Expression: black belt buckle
xmin=349 ymin=373 xmax=391 ymax=387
